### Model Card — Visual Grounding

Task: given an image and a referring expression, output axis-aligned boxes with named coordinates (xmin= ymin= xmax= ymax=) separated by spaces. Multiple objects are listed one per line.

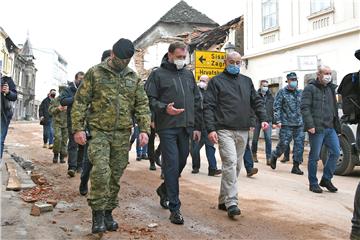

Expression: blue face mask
xmin=289 ymin=81 xmax=298 ymax=89
xmin=226 ymin=64 xmax=240 ymax=75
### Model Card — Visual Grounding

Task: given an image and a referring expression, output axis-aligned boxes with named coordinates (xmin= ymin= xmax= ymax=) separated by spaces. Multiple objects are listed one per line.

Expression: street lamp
xmin=224 ymin=42 xmax=235 ymax=53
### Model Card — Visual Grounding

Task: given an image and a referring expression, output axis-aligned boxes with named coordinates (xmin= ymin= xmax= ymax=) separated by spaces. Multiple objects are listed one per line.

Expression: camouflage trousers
xmin=273 ymin=126 xmax=305 ymax=163
xmin=53 ymin=125 xmax=68 ymax=155
xmin=87 ymin=128 xmax=131 ymax=210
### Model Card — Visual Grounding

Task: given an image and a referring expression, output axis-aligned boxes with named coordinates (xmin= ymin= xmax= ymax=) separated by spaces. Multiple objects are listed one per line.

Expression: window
xmin=311 ymin=0 xmax=331 ymax=14
xmin=262 ymin=0 xmax=278 ymax=31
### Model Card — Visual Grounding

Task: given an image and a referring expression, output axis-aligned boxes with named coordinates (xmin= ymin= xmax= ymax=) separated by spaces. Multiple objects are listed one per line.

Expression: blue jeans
xmin=131 ymin=126 xmax=148 ymax=156
xmin=1 ymin=117 xmax=10 ymax=159
xmin=252 ymin=121 xmax=272 ymax=159
xmin=68 ymin=132 xmax=85 ymax=170
xmin=191 ymin=129 xmax=217 ymax=170
xmin=158 ymin=127 xmax=190 ymax=212
xmin=243 ymin=140 xmax=254 ymax=173
xmin=43 ymin=120 xmax=54 ymax=145
xmin=308 ymin=128 xmax=340 ymax=186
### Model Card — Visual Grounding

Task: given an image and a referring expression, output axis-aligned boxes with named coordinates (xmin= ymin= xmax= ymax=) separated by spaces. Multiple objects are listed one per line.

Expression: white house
xmin=241 ymin=0 xmax=360 ymax=90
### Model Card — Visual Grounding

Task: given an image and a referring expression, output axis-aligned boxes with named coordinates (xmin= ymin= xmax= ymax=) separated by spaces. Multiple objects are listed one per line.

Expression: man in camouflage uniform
xmin=49 ymin=86 xmax=68 ymax=163
xmin=71 ymin=38 xmax=150 ymax=234
xmin=270 ymin=72 xmax=305 ymax=175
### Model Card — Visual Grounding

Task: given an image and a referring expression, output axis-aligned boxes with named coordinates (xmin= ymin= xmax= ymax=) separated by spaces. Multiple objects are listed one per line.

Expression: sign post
xmin=194 ymin=50 xmax=226 ymax=81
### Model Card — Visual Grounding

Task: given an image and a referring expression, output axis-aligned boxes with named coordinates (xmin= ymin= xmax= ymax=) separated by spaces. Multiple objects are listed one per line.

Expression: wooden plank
xmin=5 ymin=162 xmax=21 ymax=191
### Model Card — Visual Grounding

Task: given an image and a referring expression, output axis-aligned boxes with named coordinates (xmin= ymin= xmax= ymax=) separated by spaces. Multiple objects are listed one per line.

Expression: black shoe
xmin=169 ymin=211 xmax=184 ymax=225
xmin=319 ymin=178 xmax=338 ymax=192
xmin=270 ymin=155 xmax=277 ymax=169
xmin=141 ymin=154 xmax=149 ymax=160
xmin=309 ymin=185 xmax=323 ymax=193
xmin=149 ymin=162 xmax=156 ymax=171
xmin=191 ymin=168 xmax=199 ymax=174
xmin=280 ymin=157 xmax=289 ymax=163
xmin=208 ymin=169 xmax=222 ymax=176
xmin=266 ymin=158 xmax=271 ymax=166
xmin=92 ymin=210 xmax=106 ymax=234
xmin=252 ymin=153 xmax=258 ymax=163
xmin=53 ymin=153 xmax=59 ymax=163
xmin=67 ymin=169 xmax=76 ymax=177
xmin=227 ymin=205 xmax=241 ymax=218
xmin=246 ymin=168 xmax=258 ymax=177
xmin=156 ymin=185 xmax=168 ymax=209
xmin=291 ymin=164 xmax=304 ymax=175
xmin=136 ymin=156 xmax=141 ymax=161
xmin=218 ymin=203 xmax=227 ymax=211
xmin=104 ymin=210 xmax=118 ymax=231
xmin=79 ymin=181 xmax=88 ymax=196
xmin=59 ymin=154 xmax=66 ymax=164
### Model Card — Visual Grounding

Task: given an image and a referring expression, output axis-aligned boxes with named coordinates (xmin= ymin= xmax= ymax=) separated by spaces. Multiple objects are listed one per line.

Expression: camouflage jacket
xmin=48 ymin=97 xmax=67 ymax=128
xmin=71 ymin=62 xmax=151 ymax=133
xmin=273 ymin=87 xmax=303 ymax=127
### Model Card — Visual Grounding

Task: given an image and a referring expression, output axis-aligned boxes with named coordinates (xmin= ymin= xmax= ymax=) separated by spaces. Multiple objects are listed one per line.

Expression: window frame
xmin=310 ymin=0 xmax=332 ymax=15
xmin=261 ymin=0 xmax=279 ymax=31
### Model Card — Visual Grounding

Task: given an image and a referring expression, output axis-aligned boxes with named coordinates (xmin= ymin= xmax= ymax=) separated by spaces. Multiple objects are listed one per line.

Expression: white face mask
xmin=323 ymin=74 xmax=332 ymax=84
xmin=174 ymin=59 xmax=185 ymax=70
xmin=198 ymin=81 xmax=207 ymax=89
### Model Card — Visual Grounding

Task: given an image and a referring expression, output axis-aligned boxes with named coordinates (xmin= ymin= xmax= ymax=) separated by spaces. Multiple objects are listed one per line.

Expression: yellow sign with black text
xmin=194 ymin=50 xmax=225 ymax=81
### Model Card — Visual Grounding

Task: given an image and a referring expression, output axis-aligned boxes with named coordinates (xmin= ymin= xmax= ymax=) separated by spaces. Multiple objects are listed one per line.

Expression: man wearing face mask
xmin=204 ymin=51 xmax=268 ymax=219
xmin=190 ymin=75 xmax=221 ymax=176
xmin=251 ymin=80 xmax=274 ymax=164
xmin=270 ymin=72 xmax=305 ymax=175
xmin=60 ymin=72 xmax=86 ymax=177
xmin=39 ymin=89 xmax=56 ymax=149
xmin=71 ymin=38 xmax=150 ymax=233
xmin=301 ymin=65 xmax=341 ymax=193
xmin=145 ymin=41 xmax=202 ymax=225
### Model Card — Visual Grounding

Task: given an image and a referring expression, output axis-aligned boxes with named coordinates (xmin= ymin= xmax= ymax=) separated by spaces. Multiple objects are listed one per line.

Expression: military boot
xmin=53 ymin=153 xmax=59 ymax=163
xmin=291 ymin=162 xmax=304 ymax=175
xmin=104 ymin=210 xmax=118 ymax=231
xmin=59 ymin=153 xmax=66 ymax=164
xmin=92 ymin=210 xmax=106 ymax=234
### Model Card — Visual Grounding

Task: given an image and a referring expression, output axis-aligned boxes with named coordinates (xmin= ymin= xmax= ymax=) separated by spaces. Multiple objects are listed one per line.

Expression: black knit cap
xmin=112 ymin=38 xmax=134 ymax=59
xmin=101 ymin=50 xmax=111 ymax=61
xmin=355 ymin=49 xmax=360 ymax=61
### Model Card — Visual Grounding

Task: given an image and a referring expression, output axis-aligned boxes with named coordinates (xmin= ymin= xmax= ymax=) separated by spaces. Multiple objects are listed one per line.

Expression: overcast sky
xmin=1 ymin=0 xmax=243 ymax=79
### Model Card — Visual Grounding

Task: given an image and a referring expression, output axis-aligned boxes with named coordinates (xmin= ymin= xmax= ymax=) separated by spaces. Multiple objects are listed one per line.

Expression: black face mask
xmin=110 ymin=56 xmax=131 ymax=72
xmin=50 ymin=93 xmax=56 ymax=98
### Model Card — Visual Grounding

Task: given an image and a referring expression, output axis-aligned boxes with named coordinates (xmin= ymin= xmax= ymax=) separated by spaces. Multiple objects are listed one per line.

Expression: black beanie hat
xmin=101 ymin=50 xmax=111 ymax=62
xmin=355 ymin=49 xmax=360 ymax=61
xmin=112 ymin=38 xmax=135 ymax=59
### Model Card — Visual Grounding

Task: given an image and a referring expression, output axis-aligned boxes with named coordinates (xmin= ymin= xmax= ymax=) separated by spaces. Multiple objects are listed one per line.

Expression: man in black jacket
xmin=145 ymin=42 xmax=202 ymax=225
xmin=39 ymin=89 xmax=56 ymax=149
xmin=60 ymin=72 xmax=86 ymax=178
xmin=1 ymin=75 xmax=17 ymax=159
xmin=301 ymin=65 xmax=341 ymax=193
xmin=251 ymin=79 xmax=274 ymax=163
xmin=204 ymin=51 xmax=268 ymax=218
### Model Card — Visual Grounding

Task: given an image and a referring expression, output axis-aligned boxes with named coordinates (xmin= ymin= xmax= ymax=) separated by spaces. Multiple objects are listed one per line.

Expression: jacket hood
xmin=160 ymin=53 xmax=186 ymax=72
xmin=308 ymin=78 xmax=337 ymax=90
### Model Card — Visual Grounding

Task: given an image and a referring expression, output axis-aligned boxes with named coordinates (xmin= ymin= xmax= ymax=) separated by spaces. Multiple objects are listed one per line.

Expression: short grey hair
xmin=317 ymin=65 xmax=331 ymax=73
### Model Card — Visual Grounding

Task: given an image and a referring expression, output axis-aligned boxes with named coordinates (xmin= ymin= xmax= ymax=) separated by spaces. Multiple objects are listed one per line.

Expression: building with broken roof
xmin=133 ymin=0 xmax=218 ymax=79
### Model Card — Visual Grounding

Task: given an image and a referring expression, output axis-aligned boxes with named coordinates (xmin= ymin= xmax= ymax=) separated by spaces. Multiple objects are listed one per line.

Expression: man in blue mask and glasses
xmin=270 ymin=72 xmax=305 ymax=175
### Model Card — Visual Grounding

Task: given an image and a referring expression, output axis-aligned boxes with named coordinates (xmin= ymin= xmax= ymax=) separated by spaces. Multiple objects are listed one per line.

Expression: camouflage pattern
xmin=71 ymin=62 xmax=151 ymax=210
xmin=273 ymin=87 xmax=303 ymax=126
xmin=87 ymin=129 xmax=130 ymax=210
xmin=272 ymin=126 xmax=304 ymax=163
xmin=71 ymin=62 xmax=151 ymax=133
xmin=49 ymin=96 xmax=68 ymax=155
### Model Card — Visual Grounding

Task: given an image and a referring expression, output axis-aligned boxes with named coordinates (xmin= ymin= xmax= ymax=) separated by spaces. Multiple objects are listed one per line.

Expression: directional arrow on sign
xmin=199 ymin=56 xmax=206 ymax=64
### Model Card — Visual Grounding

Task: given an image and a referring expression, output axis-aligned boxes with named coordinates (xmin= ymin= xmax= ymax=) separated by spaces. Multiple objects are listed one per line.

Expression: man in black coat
xmin=146 ymin=42 xmax=202 ymax=225
xmin=39 ymin=89 xmax=56 ymax=149
xmin=301 ymin=65 xmax=341 ymax=194
xmin=1 ymin=75 xmax=17 ymax=159
xmin=60 ymin=71 xmax=85 ymax=178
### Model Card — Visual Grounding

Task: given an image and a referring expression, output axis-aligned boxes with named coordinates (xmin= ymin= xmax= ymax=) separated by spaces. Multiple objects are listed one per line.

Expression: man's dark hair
xmin=75 ymin=71 xmax=85 ymax=80
xmin=50 ymin=89 xmax=56 ymax=92
xmin=168 ymin=42 xmax=187 ymax=53
xmin=101 ymin=50 xmax=111 ymax=62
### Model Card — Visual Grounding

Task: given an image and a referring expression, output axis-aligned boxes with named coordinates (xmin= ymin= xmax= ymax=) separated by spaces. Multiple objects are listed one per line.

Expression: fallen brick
xmin=30 ymin=205 xmax=41 ymax=216
xmin=34 ymin=202 xmax=53 ymax=212
xmin=47 ymin=199 xmax=58 ymax=208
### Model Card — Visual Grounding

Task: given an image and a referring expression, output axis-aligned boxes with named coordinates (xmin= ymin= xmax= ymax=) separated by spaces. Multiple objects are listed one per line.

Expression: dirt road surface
xmin=1 ymin=122 xmax=359 ymax=239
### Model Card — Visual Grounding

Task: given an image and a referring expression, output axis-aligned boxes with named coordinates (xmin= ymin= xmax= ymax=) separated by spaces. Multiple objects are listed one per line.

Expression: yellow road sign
xmin=195 ymin=51 xmax=226 ymax=69
xmin=194 ymin=50 xmax=226 ymax=81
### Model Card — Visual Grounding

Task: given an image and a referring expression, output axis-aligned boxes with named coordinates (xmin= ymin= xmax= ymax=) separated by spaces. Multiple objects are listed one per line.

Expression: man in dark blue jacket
xmin=1 ymin=75 xmax=17 ymax=159
xmin=146 ymin=42 xmax=202 ymax=225
xmin=60 ymin=72 xmax=86 ymax=178
xmin=39 ymin=89 xmax=56 ymax=149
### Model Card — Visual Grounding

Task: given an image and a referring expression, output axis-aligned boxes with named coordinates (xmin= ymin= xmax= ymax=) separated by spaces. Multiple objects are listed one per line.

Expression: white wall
xmin=144 ymin=42 xmax=170 ymax=70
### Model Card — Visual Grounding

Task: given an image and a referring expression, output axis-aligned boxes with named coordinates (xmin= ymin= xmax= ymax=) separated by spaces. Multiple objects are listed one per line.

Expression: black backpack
xmin=338 ymin=71 xmax=360 ymax=124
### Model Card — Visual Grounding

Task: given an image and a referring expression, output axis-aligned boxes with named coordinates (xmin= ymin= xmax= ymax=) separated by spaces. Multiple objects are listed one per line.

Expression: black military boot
xmin=79 ymin=181 xmax=88 ymax=196
xmin=59 ymin=153 xmax=66 ymax=163
xmin=149 ymin=161 xmax=156 ymax=171
xmin=104 ymin=210 xmax=118 ymax=231
xmin=291 ymin=162 xmax=304 ymax=175
xmin=91 ymin=210 xmax=106 ymax=234
xmin=270 ymin=154 xmax=277 ymax=169
xmin=53 ymin=153 xmax=59 ymax=163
